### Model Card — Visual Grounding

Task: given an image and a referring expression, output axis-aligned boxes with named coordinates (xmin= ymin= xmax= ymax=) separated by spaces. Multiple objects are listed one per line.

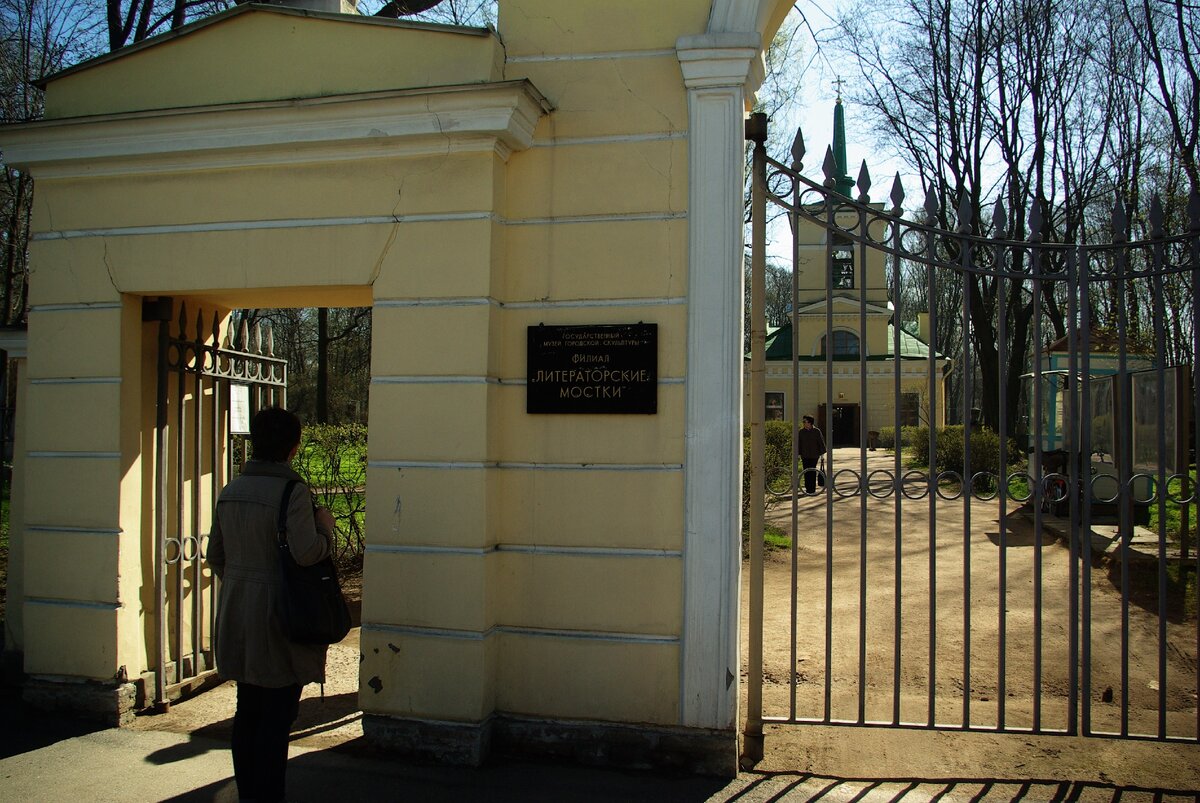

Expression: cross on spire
xmin=833 ymin=76 xmax=845 ymax=102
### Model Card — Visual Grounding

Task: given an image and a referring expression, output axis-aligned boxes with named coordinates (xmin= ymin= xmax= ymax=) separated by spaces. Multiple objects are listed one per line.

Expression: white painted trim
xmin=30 ymin=377 xmax=121 ymax=385
xmin=366 ymin=544 xmax=495 ymax=556
xmin=0 ymin=330 xmax=27 ymax=359
xmin=677 ymin=40 xmax=758 ymax=731
xmin=496 ymin=545 xmax=682 ymax=558
xmin=367 ymin=460 xmax=683 ymax=472
xmin=677 ymin=33 xmax=764 ymax=97
xmin=1 ymin=81 xmax=552 ymax=179
xmin=374 ymin=295 xmax=684 ymax=309
xmin=504 ymin=212 xmax=687 ymax=226
xmin=366 ymin=544 xmax=681 ymax=559
xmin=371 ymin=376 xmax=498 ymax=385
xmin=362 ymin=622 xmax=679 ymax=645
xmin=25 ymin=597 xmax=120 ymax=610
xmin=368 ymin=460 xmax=492 ymax=470
xmin=708 ymin=0 xmax=785 ymax=37
xmin=26 ymin=525 xmax=122 ymax=535
xmin=30 ymin=210 xmax=686 ymax=241
xmin=374 ymin=297 xmax=493 ymax=308
xmin=532 ymin=132 xmax=687 ymax=148
xmin=31 ymin=213 xmax=495 ymax=241
xmin=499 ymin=626 xmax=677 ymax=644
xmin=507 ymin=49 xmax=676 ymax=63
xmin=28 ymin=302 xmax=122 ymax=312
xmin=501 ymin=297 xmax=684 ymax=309
xmin=495 ymin=462 xmax=683 ymax=472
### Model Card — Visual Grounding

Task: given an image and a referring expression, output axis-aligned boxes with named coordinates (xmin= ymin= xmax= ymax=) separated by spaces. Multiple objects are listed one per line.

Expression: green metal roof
xmin=755 ymin=322 xmax=941 ymax=361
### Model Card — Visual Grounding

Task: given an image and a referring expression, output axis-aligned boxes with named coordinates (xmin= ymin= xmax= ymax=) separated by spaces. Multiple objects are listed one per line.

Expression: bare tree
xmin=0 ymin=0 xmax=103 ymax=328
xmin=363 ymin=0 xmax=494 ymax=25
xmin=828 ymin=0 xmax=1191 ymax=429
xmin=105 ymin=0 xmax=230 ymax=51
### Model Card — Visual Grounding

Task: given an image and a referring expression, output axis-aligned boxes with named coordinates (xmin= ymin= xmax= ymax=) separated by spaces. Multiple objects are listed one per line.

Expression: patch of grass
xmin=742 ymin=522 xmax=792 ymax=558
xmin=763 ymin=525 xmax=791 ymax=550
xmin=1145 ymin=466 xmax=1197 ymax=546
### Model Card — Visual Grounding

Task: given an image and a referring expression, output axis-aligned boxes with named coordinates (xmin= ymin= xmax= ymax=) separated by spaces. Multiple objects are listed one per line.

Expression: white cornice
xmin=794 ymin=297 xmax=893 ymax=316
xmin=676 ymin=33 xmax=764 ymax=97
xmin=0 ymin=80 xmax=552 ymax=178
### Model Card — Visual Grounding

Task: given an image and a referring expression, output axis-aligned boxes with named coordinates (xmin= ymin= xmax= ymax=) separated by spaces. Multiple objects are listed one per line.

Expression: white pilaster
xmin=677 ymin=32 xmax=762 ymax=729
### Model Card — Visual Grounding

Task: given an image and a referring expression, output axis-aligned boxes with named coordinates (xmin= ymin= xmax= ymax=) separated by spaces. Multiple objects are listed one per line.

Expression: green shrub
xmin=878 ymin=426 xmax=895 ymax=450
xmin=741 ymin=420 xmax=794 ymax=518
xmin=292 ymin=423 xmax=368 ymax=568
xmin=908 ymin=424 xmax=1020 ymax=479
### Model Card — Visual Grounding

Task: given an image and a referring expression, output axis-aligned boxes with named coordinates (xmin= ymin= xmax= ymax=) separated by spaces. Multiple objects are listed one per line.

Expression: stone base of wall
xmin=22 ymin=676 xmax=140 ymax=727
xmin=363 ymin=713 xmax=737 ymax=777
xmin=363 ymin=714 xmax=492 ymax=766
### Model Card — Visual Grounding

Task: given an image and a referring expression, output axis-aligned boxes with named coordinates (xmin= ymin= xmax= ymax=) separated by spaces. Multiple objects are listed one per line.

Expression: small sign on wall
xmin=230 ymin=384 xmax=251 ymax=434
xmin=527 ymin=323 xmax=657 ymax=414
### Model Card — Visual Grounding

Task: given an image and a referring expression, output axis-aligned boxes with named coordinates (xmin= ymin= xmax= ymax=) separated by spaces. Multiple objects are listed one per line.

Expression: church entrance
xmin=818 ymin=403 xmax=859 ymax=448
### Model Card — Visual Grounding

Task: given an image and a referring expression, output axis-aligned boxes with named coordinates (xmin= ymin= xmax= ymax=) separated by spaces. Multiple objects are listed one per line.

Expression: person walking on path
xmin=796 ymin=414 xmax=826 ymax=495
xmin=206 ymin=407 xmax=337 ymax=803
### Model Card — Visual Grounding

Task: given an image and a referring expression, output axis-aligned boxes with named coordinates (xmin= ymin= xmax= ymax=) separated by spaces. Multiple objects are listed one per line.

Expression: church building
xmin=745 ymin=97 xmax=951 ymax=445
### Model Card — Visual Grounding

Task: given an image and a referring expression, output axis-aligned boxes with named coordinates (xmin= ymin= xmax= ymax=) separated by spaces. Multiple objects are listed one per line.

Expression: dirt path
xmin=744 ymin=448 xmax=1198 ymax=738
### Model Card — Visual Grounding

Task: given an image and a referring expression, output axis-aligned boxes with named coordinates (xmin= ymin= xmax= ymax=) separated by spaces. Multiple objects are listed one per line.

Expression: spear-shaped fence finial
xmin=856 ymin=161 xmax=871 ymax=204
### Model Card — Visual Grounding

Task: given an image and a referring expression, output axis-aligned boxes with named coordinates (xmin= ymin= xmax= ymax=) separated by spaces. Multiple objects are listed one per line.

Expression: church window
xmin=831 ymin=236 xmax=854 ymax=289
xmin=820 ymin=330 xmax=860 ymax=357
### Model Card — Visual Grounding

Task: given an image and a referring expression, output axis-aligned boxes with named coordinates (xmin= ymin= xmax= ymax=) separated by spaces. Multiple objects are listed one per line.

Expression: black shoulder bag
xmin=275 ymin=479 xmax=352 ymax=645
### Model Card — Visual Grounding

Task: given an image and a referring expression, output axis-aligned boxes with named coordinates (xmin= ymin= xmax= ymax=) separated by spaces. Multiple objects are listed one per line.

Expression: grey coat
xmin=206 ymin=460 xmax=333 ymax=687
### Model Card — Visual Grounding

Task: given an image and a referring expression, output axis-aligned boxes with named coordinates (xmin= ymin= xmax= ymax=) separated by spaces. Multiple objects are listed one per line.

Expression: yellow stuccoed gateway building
xmin=1 ymin=0 xmax=795 ymax=775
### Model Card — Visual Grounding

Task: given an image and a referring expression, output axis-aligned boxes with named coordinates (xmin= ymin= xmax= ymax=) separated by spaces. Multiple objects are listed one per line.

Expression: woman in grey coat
xmin=207 ymin=407 xmax=335 ymax=803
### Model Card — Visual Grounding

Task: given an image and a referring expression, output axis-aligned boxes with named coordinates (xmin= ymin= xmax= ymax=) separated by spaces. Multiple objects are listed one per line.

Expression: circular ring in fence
xmin=935 ymin=471 xmax=964 ymax=500
xmin=1042 ymin=472 xmax=1070 ymax=503
xmin=901 ymin=470 xmax=930 ymax=500
xmin=1165 ymin=473 xmax=1197 ymax=504
xmin=898 ymin=227 xmax=932 ymax=259
xmin=798 ymin=466 xmax=822 ymax=495
xmin=1128 ymin=473 xmax=1159 ymax=505
xmin=796 ymin=186 xmax=831 ymax=209
xmin=832 ymin=468 xmax=861 ymax=498
xmin=766 ymin=168 xmax=796 ymax=199
xmin=970 ymin=471 xmax=999 ymax=501
xmin=863 ymin=215 xmax=893 ymax=247
xmin=1006 ymin=472 xmax=1034 ymax=503
xmin=164 ymin=537 xmax=182 ymax=565
xmin=867 ymin=469 xmax=897 ymax=499
xmin=1089 ymin=473 xmax=1120 ymax=504
xmin=766 ymin=472 xmax=794 ymax=499
xmin=181 ymin=535 xmax=200 ymax=563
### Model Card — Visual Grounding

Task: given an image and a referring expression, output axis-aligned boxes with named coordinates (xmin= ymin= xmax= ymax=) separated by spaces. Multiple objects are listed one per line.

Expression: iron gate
xmin=745 ymin=114 xmax=1199 ymax=746
xmin=145 ymin=298 xmax=286 ymax=710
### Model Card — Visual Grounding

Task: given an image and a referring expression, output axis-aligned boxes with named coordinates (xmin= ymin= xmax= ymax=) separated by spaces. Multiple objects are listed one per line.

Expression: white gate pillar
xmin=676 ymin=32 xmax=763 ymax=729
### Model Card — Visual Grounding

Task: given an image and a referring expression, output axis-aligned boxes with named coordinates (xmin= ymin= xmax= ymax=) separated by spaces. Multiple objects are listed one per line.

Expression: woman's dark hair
xmin=250 ymin=407 xmax=302 ymax=463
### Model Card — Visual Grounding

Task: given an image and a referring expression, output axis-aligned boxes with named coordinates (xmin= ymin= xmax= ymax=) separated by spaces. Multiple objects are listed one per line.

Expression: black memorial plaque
xmin=527 ymin=323 xmax=657 ymax=414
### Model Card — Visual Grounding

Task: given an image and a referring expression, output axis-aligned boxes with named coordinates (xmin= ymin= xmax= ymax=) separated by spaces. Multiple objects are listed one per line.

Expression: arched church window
xmin=820 ymin=330 xmax=860 ymax=357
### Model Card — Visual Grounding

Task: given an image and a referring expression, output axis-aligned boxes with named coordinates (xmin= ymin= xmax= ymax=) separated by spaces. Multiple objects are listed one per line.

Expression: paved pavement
xmin=2 ymin=686 xmax=1199 ymax=802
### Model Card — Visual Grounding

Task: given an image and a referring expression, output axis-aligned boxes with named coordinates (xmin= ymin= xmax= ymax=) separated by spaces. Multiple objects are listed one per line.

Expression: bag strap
xmin=276 ymin=479 xmax=300 ymax=547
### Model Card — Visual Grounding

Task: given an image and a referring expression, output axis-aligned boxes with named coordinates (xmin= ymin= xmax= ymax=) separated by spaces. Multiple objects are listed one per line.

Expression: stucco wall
xmin=3 ymin=0 xmax=792 ymax=771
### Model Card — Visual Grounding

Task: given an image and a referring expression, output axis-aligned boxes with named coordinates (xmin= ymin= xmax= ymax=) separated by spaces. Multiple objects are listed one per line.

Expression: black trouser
xmin=231 ymin=682 xmax=302 ymax=803
xmin=801 ymin=456 xmax=820 ymax=494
